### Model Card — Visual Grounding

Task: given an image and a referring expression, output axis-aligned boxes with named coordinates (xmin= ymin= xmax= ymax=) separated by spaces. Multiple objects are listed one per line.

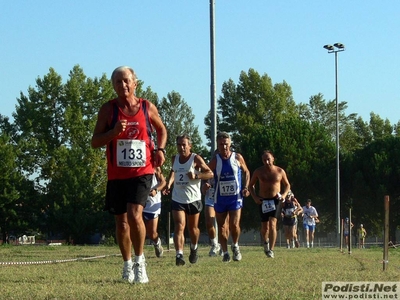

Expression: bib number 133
xmin=117 ymin=139 xmax=146 ymax=167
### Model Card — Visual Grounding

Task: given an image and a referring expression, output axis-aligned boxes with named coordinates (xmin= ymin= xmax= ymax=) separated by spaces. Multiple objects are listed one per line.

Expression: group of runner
xmin=91 ymin=65 xmax=319 ymax=284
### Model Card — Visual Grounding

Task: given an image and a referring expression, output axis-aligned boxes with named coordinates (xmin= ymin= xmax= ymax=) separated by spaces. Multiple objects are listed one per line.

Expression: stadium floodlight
xmin=323 ymin=42 xmax=346 ymax=248
xmin=334 ymin=43 xmax=345 ymax=49
xmin=323 ymin=44 xmax=335 ymax=51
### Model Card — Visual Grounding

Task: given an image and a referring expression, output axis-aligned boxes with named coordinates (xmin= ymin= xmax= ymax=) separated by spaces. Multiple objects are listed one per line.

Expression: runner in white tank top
xmin=171 ymin=153 xmax=201 ymax=204
xmin=163 ymin=134 xmax=213 ymax=266
xmin=143 ymin=167 xmax=166 ymax=258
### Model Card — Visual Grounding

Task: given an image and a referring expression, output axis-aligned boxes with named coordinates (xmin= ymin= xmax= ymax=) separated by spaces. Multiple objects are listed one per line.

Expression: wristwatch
xmin=157 ymin=148 xmax=166 ymax=155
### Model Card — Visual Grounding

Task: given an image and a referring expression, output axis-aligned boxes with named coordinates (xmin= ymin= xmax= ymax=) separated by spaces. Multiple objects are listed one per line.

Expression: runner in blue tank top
xmin=206 ymin=132 xmax=250 ymax=263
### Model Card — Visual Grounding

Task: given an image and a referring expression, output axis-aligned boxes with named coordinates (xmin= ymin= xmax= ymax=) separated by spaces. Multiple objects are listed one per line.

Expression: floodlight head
xmin=334 ymin=43 xmax=345 ymax=49
xmin=323 ymin=44 xmax=334 ymax=51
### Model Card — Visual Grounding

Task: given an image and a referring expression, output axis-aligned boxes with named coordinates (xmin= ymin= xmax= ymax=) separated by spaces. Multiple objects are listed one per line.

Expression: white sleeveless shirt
xmin=172 ymin=153 xmax=201 ymax=204
xmin=143 ymin=174 xmax=161 ymax=215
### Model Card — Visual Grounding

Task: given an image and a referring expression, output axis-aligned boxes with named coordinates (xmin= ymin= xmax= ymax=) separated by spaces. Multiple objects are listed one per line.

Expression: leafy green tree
xmin=0 ymin=131 xmax=40 ymax=241
xmin=300 ymin=93 xmax=361 ymax=153
xmin=158 ymin=91 xmax=204 ymax=169
xmin=12 ymin=65 xmax=115 ymax=243
xmin=368 ymin=113 xmax=394 ymax=140
xmin=203 ymin=109 xmax=221 ymax=149
xmin=239 ymin=118 xmax=336 ymax=231
xmin=217 ymin=68 xmax=297 ymax=149
xmin=0 ymin=133 xmax=21 ymax=241
xmin=394 ymin=121 xmax=400 ymax=137
xmin=343 ymin=136 xmax=400 ymax=242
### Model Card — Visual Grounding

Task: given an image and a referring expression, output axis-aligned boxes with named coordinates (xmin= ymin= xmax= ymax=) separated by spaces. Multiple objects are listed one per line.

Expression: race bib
xmin=219 ymin=180 xmax=237 ymax=196
xmin=175 ymin=171 xmax=189 ymax=186
xmin=116 ymin=139 xmax=146 ymax=167
xmin=285 ymin=208 xmax=295 ymax=217
xmin=262 ymin=200 xmax=276 ymax=213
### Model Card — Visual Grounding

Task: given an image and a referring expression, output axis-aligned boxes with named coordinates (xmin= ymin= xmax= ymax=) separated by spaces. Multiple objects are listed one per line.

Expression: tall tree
xmin=300 ymin=93 xmax=361 ymax=153
xmin=217 ymin=68 xmax=297 ymax=149
xmin=239 ymin=118 xmax=336 ymax=231
xmin=368 ymin=113 xmax=394 ymax=140
xmin=343 ymin=136 xmax=400 ymax=242
xmin=12 ymin=65 xmax=115 ymax=243
xmin=158 ymin=91 xmax=204 ymax=168
xmin=0 ymin=131 xmax=40 ymax=241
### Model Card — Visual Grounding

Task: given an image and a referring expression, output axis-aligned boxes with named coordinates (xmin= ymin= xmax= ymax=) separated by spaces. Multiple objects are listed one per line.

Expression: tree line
xmin=1 ymin=66 xmax=399 ymax=244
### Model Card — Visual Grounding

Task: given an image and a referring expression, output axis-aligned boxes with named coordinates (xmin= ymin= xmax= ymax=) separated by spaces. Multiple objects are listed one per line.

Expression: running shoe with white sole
xmin=232 ymin=245 xmax=242 ymax=261
xmin=133 ymin=261 xmax=149 ymax=284
xmin=189 ymin=248 xmax=199 ymax=264
xmin=176 ymin=254 xmax=186 ymax=266
xmin=154 ymin=239 xmax=164 ymax=258
xmin=209 ymin=243 xmax=221 ymax=257
xmin=263 ymin=242 xmax=270 ymax=256
xmin=122 ymin=263 xmax=134 ymax=283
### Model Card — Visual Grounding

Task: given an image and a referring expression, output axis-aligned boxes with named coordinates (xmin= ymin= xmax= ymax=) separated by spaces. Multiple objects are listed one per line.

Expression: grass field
xmin=0 ymin=244 xmax=399 ymax=300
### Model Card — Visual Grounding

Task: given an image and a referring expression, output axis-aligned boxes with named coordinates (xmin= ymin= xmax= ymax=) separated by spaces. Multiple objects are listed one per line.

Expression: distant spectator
xmin=358 ymin=224 xmax=367 ymax=249
xmin=343 ymin=217 xmax=354 ymax=247
xmin=5 ymin=232 xmax=10 ymax=244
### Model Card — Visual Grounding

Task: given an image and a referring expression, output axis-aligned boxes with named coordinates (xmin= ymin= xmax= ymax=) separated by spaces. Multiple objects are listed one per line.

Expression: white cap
xmin=360 ymin=224 xmax=363 ymax=227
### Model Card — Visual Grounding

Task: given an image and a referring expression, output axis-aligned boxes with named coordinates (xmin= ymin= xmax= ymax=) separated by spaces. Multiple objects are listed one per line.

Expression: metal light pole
xmin=210 ymin=0 xmax=217 ymax=153
xmin=323 ymin=43 xmax=345 ymax=248
xmin=209 ymin=0 xmax=218 ymax=239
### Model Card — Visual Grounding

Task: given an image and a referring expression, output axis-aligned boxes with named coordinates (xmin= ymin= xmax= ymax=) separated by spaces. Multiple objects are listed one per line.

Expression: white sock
xmin=177 ymin=250 xmax=183 ymax=255
xmin=191 ymin=243 xmax=198 ymax=250
xmin=211 ymin=237 xmax=218 ymax=245
xmin=134 ymin=254 xmax=144 ymax=263
xmin=124 ymin=259 xmax=132 ymax=267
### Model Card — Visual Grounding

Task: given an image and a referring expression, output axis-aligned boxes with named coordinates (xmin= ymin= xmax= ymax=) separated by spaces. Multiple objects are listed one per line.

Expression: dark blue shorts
xmin=214 ymin=198 xmax=243 ymax=213
xmin=143 ymin=212 xmax=159 ymax=221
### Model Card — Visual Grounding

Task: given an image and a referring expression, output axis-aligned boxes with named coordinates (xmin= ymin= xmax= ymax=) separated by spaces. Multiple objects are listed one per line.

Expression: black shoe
xmin=222 ymin=252 xmax=231 ymax=263
xmin=189 ymin=248 xmax=198 ymax=264
xmin=176 ymin=254 xmax=185 ymax=266
xmin=263 ymin=242 xmax=270 ymax=256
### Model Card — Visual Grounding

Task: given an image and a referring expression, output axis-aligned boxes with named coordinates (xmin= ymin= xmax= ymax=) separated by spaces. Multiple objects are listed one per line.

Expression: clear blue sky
xmin=1 ymin=1 xmax=399 ymax=144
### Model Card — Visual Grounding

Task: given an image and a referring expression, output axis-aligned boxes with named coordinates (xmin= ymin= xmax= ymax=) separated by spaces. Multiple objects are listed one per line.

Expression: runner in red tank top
xmin=91 ymin=66 xmax=167 ymax=284
xmin=105 ymin=97 xmax=154 ymax=180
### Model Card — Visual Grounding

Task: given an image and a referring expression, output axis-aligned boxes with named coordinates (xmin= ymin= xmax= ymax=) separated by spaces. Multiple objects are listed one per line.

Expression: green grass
xmin=0 ymin=244 xmax=399 ymax=299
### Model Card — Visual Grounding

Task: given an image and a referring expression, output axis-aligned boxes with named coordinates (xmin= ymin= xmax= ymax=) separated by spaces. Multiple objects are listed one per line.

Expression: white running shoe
xmin=133 ymin=262 xmax=149 ymax=284
xmin=122 ymin=263 xmax=134 ymax=283
xmin=231 ymin=245 xmax=242 ymax=261
xmin=154 ymin=238 xmax=164 ymax=258
xmin=266 ymin=250 xmax=275 ymax=258
xmin=209 ymin=243 xmax=221 ymax=257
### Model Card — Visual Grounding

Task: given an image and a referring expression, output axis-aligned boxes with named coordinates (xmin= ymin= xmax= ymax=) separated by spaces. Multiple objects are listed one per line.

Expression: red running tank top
xmin=106 ymin=98 xmax=154 ymax=180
